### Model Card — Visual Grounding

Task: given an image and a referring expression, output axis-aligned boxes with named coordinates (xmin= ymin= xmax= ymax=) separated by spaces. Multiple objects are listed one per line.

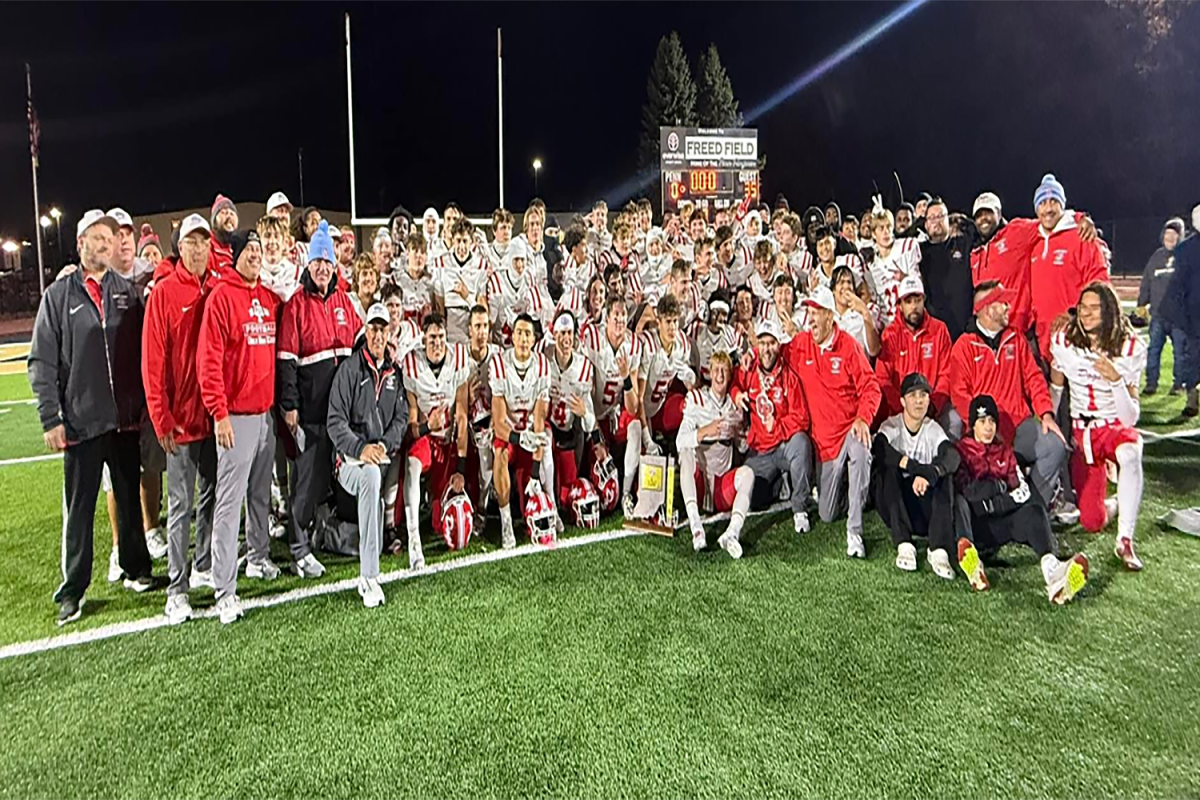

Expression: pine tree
xmin=638 ymin=32 xmax=697 ymax=169
xmin=696 ymin=43 xmax=743 ymax=129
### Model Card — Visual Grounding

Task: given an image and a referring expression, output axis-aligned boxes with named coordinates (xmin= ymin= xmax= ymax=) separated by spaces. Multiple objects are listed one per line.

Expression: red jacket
xmin=732 ymin=355 xmax=809 ymax=454
xmin=198 ymin=273 xmax=280 ymax=420
xmin=142 ymin=261 xmax=216 ymax=443
xmin=955 ymin=436 xmax=1019 ymax=492
xmin=208 ymin=238 xmax=232 ymax=281
xmin=783 ymin=327 xmax=881 ymax=463
xmin=970 ymin=218 xmax=1040 ymax=336
xmin=1029 ymin=214 xmax=1109 ymax=360
xmin=949 ymin=319 xmax=1052 ymax=442
xmin=276 ymin=271 xmax=363 ymax=425
xmin=874 ymin=311 xmax=953 ymax=419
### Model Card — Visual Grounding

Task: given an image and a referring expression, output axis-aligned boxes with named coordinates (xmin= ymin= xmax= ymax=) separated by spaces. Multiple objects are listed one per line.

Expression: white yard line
xmin=0 ymin=526 xmax=647 ymax=661
xmin=0 ymin=453 xmax=62 ymax=467
xmin=0 ymin=399 xmax=35 ymax=406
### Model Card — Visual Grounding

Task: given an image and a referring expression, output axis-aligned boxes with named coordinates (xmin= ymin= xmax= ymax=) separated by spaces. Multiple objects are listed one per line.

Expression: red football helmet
xmin=523 ymin=479 xmax=558 ymax=546
xmin=590 ymin=454 xmax=620 ymax=513
xmin=565 ymin=479 xmax=601 ymax=529
xmin=440 ymin=486 xmax=475 ymax=551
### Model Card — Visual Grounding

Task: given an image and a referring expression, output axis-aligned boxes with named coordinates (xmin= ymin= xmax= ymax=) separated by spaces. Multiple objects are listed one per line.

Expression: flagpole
xmin=497 ymin=28 xmax=504 ymax=210
xmin=26 ymin=63 xmax=45 ymax=295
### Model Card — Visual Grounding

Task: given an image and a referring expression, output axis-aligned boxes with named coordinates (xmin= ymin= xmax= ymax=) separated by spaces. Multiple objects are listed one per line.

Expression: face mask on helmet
xmin=569 ymin=479 xmax=601 ymax=529
xmin=524 ymin=482 xmax=558 ymax=546
xmin=590 ymin=455 xmax=620 ymax=513
xmin=440 ymin=487 xmax=475 ymax=551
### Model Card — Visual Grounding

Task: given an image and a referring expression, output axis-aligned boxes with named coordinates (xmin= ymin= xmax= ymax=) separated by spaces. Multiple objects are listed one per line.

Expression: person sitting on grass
xmin=954 ymin=394 xmax=1089 ymax=605
xmin=871 ymin=372 xmax=961 ymax=579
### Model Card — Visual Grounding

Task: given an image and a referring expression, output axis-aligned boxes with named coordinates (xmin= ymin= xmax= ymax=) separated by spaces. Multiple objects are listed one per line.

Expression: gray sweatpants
xmin=336 ymin=460 xmax=383 ymax=579
xmin=213 ymin=414 xmax=275 ymax=601
xmin=165 ymin=438 xmax=217 ymax=597
xmin=743 ymin=432 xmax=814 ymax=514
xmin=939 ymin=405 xmax=963 ymax=442
xmin=817 ymin=430 xmax=872 ymax=535
xmin=1012 ymin=416 xmax=1067 ymax=506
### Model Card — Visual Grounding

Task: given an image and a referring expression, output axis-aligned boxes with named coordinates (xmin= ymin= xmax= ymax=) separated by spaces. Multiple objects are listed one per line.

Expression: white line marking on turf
xmin=0 ymin=453 xmax=62 ymax=467
xmin=0 ymin=527 xmax=647 ymax=661
xmin=0 ymin=399 xmax=35 ymax=406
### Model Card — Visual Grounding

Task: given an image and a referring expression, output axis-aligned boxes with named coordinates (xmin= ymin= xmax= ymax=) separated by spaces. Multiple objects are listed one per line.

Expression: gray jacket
xmin=326 ymin=343 xmax=407 ymax=465
xmin=28 ymin=270 xmax=146 ymax=443
xmin=1137 ymin=246 xmax=1176 ymax=311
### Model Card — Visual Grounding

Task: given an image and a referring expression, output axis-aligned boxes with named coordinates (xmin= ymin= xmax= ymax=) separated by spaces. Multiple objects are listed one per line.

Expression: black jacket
xmin=28 ymin=269 xmax=146 ymax=443
xmin=1137 ymin=246 xmax=1177 ymax=311
xmin=326 ymin=342 xmax=408 ymax=465
xmin=920 ymin=232 xmax=976 ymax=340
xmin=1158 ymin=234 xmax=1200 ymax=337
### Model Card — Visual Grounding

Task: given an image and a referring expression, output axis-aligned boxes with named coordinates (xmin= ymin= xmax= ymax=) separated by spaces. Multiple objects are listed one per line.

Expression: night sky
xmin=2 ymin=2 xmax=1198 ymax=266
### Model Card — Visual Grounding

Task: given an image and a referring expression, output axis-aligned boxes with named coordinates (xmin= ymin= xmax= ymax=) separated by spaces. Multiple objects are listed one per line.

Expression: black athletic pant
xmin=954 ymin=495 xmax=1053 ymax=557
xmin=55 ymin=430 xmax=151 ymax=604
xmin=288 ymin=424 xmax=332 ymax=560
xmin=872 ymin=466 xmax=956 ymax=552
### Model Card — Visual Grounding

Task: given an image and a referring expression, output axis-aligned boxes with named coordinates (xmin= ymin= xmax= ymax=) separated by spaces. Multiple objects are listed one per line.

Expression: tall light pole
xmin=49 ymin=207 xmax=62 ymax=265
xmin=532 ymin=158 xmax=542 ymax=196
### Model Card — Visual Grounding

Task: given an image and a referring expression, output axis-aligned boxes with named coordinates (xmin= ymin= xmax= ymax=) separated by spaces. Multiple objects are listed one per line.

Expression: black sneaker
xmin=57 ymin=597 xmax=84 ymax=627
xmin=1142 ymin=384 xmax=1157 ymax=397
xmin=123 ymin=575 xmax=155 ymax=593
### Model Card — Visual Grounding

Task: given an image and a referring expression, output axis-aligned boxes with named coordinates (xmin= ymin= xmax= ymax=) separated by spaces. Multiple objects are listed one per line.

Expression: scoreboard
xmin=660 ymin=127 xmax=759 ymax=219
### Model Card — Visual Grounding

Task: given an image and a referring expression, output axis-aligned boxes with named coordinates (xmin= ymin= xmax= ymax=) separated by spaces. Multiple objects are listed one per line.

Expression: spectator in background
xmin=1158 ymin=204 xmax=1200 ymax=417
xmin=209 ymin=194 xmax=237 ymax=277
xmin=137 ymin=224 xmax=163 ymax=270
xmin=277 ymin=221 xmax=361 ymax=579
xmin=336 ymin=226 xmax=357 ymax=290
xmin=1138 ymin=217 xmax=1188 ymax=396
xmin=290 ymin=206 xmax=321 ymax=266
xmin=31 ymin=209 xmax=154 ymax=625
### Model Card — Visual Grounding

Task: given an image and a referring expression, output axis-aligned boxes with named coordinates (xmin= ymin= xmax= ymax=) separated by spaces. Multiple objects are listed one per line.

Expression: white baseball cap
xmin=178 ymin=213 xmax=211 ymax=240
xmin=972 ymin=192 xmax=1002 ymax=218
xmin=76 ymin=209 xmax=118 ymax=238
xmin=266 ymin=191 xmax=293 ymax=214
xmin=801 ymin=284 xmax=837 ymax=312
xmin=365 ymin=302 xmax=390 ymax=326
xmin=106 ymin=207 xmax=135 ymax=230
xmin=329 ymin=226 xmax=342 ymax=240
xmin=755 ymin=318 xmax=782 ymax=341
xmin=897 ymin=273 xmax=925 ymax=300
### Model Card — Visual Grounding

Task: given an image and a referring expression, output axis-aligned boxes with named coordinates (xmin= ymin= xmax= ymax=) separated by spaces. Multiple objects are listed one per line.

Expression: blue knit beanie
xmin=308 ymin=220 xmax=335 ymax=264
xmin=1033 ymin=173 xmax=1066 ymax=211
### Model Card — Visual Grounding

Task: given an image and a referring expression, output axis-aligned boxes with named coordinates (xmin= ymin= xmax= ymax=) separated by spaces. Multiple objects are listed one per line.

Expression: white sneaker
xmin=846 ymin=532 xmax=866 ymax=559
xmin=123 ymin=575 xmax=154 ymax=593
xmin=246 ymin=558 xmax=281 ymax=580
xmin=269 ymin=521 xmax=287 ymax=540
xmin=895 ymin=541 xmax=917 ymax=571
xmin=691 ymin=526 xmax=706 ymax=552
xmin=622 ymin=493 xmax=636 ymax=519
xmin=164 ymin=594 xmax=193 ymax=625
xmin=1053 ymin=499 xmax=1081 ymax=526
xmin=216 ymin=594 xmax=244 ymax=624
xmin=927 ymin=548 xmax=955 ymax=580
xmin=1044 ymin=553 xmax=1090 ymax=605
xmin=717 ymin=529 xmax=743 ymax=560
xmin=145 ymin=528 xmax=168 ymax=560
xmin=501 ymin=519 xmax=516 ymax=550
xmin=189 ymin=568 xmax=215 ymax=590
xmin=793 ymin=511 xmax=811 ymax=535
xmin=357 ymin=577 xmax=385 ymax=608
xmin=107 ymin=549 xmax=123 ymax=583
xmin=290 ymin=553 xmax=326 ymax=579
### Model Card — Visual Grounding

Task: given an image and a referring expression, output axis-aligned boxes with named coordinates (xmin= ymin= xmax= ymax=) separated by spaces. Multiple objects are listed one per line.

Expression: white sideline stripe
xmin=0 ymin=527 xmax=646 ymax=661
xmin=0 ymin=453 xmax=62 ymax=467
xmin=670 ymin=500 xmax=792 ymax=529
xmin=1138 ymin=427 xmax=1200 ymax=445
xmin=0 ymin=399 xmax=35 ymax=406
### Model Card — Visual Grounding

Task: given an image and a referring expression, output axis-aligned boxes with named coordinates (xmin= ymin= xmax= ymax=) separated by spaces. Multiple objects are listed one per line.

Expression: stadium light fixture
xmin=49 ymin=207 xmax=61 ymax=220
xmin=1 ymin=240 xmax=18 ymax=254
xmin=40 ymin=215 xmax=51 ymax=229
xmin=533 ymin=158 xmax=543 ymax=194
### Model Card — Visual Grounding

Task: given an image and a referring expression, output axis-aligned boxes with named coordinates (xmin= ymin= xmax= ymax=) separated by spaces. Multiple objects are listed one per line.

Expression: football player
xmin=431 ymin=218 xmax=490 ymax=345
xmin=545 ymin=310 xmax=598 ymax=508
xmin=689 ymin=290 xmax=746 ymax=387
xmin=579 ymin=296 xmax=641 ymax=502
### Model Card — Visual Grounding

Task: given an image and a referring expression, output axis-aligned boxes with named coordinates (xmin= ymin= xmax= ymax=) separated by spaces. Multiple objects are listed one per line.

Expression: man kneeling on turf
xmin=871 ymin=373 xmax=962 ymax=578
xmin=954 ymin=395 xmax=1089 ymax=604
xmin=327 ymin=304 xmax=408 ymax=608
xmin=678 ymin=352 xmax=753 ymax=557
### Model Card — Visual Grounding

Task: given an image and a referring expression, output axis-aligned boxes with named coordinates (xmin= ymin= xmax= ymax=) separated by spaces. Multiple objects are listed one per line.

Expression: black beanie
xmin=231 ymin=230 xmax=261 ymax=269
xmin=968 ymin=394 xmax=999 ymax=430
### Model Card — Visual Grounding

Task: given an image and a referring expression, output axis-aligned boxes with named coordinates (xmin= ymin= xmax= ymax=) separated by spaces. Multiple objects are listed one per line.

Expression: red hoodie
xmin=1029 ymin=213 xmax=1109 ymax=360
xmin=198 ymin=272 xmax=280 ymax=420
xmin=732 ymin=354 xmax=809 ymax=453
xmin=142 ymin=261 xmax=216 ymax=443
xmin=949 ymin=320 xmax=1052 ymax=442
xmin=208 ymin=238 xmax=232 ymax=281
xmin=970 ymin=218 xmax=1040 ymax=336
xmin=783 ymin=327 xmax=881 ymax=463
xmin=874 ymin=310 xmax=953 ymax=419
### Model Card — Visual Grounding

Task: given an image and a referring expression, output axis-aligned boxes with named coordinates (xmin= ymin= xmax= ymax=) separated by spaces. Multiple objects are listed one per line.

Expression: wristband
xmin=623 ymin=376 xmax=633 ymax=391
xmin=509 ymin=431 xmax=522 ymax=446
xmin=531 ymin=462 xmax=541 ymax=483
xmin=588 ymin=429 xmax=602 ymax=445
xmin=457 ymin=456 xmax=467 ymax=474
xmin=418 ymin=422 xmax=430 ymax=438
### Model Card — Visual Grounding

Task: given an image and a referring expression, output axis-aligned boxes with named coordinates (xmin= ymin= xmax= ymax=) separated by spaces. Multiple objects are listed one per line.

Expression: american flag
xmin=26 ymin=64 xmax=40 ymax=164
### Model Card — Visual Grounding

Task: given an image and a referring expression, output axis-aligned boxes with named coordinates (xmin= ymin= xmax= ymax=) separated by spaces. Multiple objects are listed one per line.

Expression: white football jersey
xmin=865 ymin=238 xmax=921 ymax=328
xmin=784 ymin=247 xmax=814 ymax=284
xmin=547 ymin=350 xmax=596 ymax=433
xmin=489 ymin=349 xmax=551 ymax=433
xmin=833 ymin=304 xmax=880 ymax=355
xmin=486 ymin=267 xmax=552 ymax=344
xmin=650 ymin=285 xmax=707 ymax=330
xmin=516 ymin=234 xmax=548 ymax=286
xmin=389 ymin=319 xmax=423 ymax=362
xmin=1050 ymin=332 xmax=1147 ymax=423
xmin=580 ymin=324 xmax=636 ymax=422
xmin=747 ymin=266 xmax=790 ymax=305
xmin=394 ymin=268 xmax=435 ymax=323
xmin=688 ymin=319 xmax=747 ymax=385
xmin=677 ymin=387 xmax=740 ymax=476
xmin=482 ymin=240 xmax=510 ymax=273
xmin=639 ymin=253 xmax=673 ymax=300
xmin=402 ymin=343 xmax=470 ymax=442
xmin=465 ymin=342 xmax=500 ymax=428
xmin=720 ymin=240 xmax=756 ymax=288
xmin=636 ymin=329 xmax=695 ymax=419
xmin=560 ymin=252 xmax=598 ymax=294
xmin=694 ymin=266 xmax=729 ymax=303
xmin=807 ymin=253 xmax=867 ymax=293
xmin=432 ymin=251 xmax=489 ymax=343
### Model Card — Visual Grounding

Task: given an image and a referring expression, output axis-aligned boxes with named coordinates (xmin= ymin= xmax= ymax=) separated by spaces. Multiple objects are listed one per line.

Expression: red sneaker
xmin=1115 ymin=537 xmax=1143 ymax=571
xmin=957 ymin=538 xmax=989 ymax=592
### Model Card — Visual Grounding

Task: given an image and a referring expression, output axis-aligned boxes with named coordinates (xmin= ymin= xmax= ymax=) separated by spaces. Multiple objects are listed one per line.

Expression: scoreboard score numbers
xmin=659 ymin=127 xmax=759 ymax=219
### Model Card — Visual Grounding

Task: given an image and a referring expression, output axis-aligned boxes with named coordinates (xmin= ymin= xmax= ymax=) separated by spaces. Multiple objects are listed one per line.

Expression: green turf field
xmin=0 ymin=356 xmax=1198 ymax=798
